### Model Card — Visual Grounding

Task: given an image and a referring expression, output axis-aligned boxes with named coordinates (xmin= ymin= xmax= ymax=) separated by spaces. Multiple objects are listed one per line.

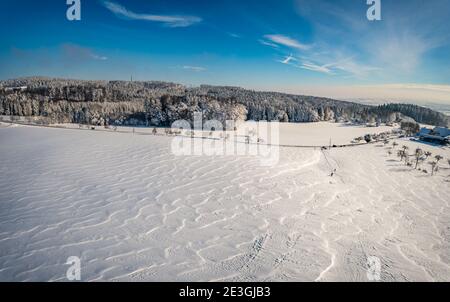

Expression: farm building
xmin=418 ymin=127 xmax=450 ymax=145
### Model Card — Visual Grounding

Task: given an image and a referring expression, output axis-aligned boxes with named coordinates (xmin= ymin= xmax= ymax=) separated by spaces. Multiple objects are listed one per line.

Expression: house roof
xmin=433 ymin=127 xmax=450 ymax=137
xmin=419 ymin=128 xmax=432 ymax=136
xmin=419 ymin=127 xmax=450 ymax=138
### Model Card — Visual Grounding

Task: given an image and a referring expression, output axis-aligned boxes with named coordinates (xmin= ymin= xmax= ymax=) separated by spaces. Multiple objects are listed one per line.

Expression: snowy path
xmin=0 ymin=126 xmax=449 ymax=281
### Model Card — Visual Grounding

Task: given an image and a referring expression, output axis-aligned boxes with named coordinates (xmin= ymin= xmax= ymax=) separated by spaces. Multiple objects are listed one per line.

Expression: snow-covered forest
xmin=1 ymin=78 xmax=448 ymax=127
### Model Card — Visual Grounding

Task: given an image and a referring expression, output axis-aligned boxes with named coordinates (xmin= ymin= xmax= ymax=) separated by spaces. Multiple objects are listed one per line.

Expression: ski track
xmin=0 ymin=126 xmax=449 ymax=281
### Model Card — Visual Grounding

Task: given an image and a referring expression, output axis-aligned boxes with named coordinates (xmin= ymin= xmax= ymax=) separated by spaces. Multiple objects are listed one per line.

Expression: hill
xmin=1 ymin=77 xmax=448 ymax=127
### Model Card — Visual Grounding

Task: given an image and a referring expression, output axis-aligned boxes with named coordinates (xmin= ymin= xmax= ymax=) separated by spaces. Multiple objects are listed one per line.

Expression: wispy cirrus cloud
xmin=263 ymin=34 xmax=310 ymax=51
xmin=329 ymin=57 xmax=380 ymax=77
xmin=300 ymin=61 xmax=333 ymax=75
xmin=278 ymin=54 xmax=297 ymax=65
xmin=182 ymin=66 xmax=206 ymax=72
xmin=102 ymin=1 xmax=202 ymax=28
xmin=258 ymin=39 xmax=280 ymax=48
xmin=277 ymin=54 xmax=333 ymax=75
xmin=294 ymin=0 xmax=450 ymax=77
xmin=276 ymin=54 xmax=378 ymax=77
xmin=227 ymin=33 xmax=242 ymax=39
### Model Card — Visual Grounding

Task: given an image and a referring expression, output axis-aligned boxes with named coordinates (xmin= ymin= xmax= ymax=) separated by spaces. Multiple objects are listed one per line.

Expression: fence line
xmin=0 ymin=116 xmax=401 ymax=150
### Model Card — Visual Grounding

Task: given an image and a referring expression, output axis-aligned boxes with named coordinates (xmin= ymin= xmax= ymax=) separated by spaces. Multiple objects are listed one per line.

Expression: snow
xmin=52 ymin=121 xmax=398 ymax=147
xmin=0 ymin=123 xmax=449 ymax=281
xmin=273 ymin=122 xmax=396 ymax=146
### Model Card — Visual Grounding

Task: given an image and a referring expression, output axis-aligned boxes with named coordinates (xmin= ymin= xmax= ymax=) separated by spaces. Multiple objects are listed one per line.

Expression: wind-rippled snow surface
xmin=0 ymin=125 xmax=449 ymax=281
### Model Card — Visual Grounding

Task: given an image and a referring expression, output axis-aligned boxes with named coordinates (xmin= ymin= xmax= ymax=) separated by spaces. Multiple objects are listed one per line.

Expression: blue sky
xmin=1 ymin=0 xmax=450 ymax=100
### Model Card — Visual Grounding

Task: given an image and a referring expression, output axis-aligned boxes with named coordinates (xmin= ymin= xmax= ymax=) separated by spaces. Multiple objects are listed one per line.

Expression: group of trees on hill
xmin=1 ymin=78 xmax=448 ymax=128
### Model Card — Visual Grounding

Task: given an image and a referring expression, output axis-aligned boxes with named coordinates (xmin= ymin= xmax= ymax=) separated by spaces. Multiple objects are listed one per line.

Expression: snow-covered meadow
xmin=0 ymin=122 xmax=449 ymax=281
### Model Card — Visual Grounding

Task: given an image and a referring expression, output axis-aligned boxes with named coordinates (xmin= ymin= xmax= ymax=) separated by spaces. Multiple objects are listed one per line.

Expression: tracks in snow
xmin=0 ymin=127 xmax=449 ymax=281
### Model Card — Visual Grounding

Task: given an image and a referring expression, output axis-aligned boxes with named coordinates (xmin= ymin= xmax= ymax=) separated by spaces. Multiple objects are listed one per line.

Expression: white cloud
xmin=263 ymin=34 xmax=310 ymax=51
xmin=294 ymin=0 xmax=450 ymax=78
xmin=278 ymin=55 xmax=297 ymax=65
xmin=275 ymin=54 xmax=333 ymax=75
xmin=275 ymin=53 xmax=377 ymax=77
xmin=228 ymin=33 xmax=241 ymax=39
xmin=367 ymin=32 xmax=432 ymax=74
xmin=102 ymin=1 xmax=202 ymax=28
xmin=331 ymin=57 xmax=380 ymax=78
xmin=300 ymin=61 xmax=333 ymax=75
xmin=182 ymin=66 xmax=206 ymax=72
xmin=259 ymin=39 xmax=280 ymax=48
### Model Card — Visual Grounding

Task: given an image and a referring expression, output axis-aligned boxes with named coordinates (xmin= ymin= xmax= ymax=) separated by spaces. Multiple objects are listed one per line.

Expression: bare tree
xmin=447 ymin=159 xmax=450 ymax=177
xmin=427 ymin=156 xmax=443 ymax=176
xmin=414 ymin=148 xmax=424 ymax=169
xmin=401 ymin=146 xmax=410 ymax=165
xmin=392 ymin=142 xmax=399 ymax=150
xmin=429 ymin=161 xmax=437 ymax=176
xmin=397 ymin=150 xmax=407 ymax=163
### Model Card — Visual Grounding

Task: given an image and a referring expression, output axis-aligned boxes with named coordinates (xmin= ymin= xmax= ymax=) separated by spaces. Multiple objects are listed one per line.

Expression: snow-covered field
xmin=0 ymin=123 xmax=449 ymax=281
xmin=50 ymin=121 xmax=397 ymax=146
xmin=276 ymin=122 xmax=395 ymax=146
